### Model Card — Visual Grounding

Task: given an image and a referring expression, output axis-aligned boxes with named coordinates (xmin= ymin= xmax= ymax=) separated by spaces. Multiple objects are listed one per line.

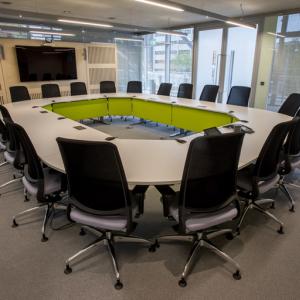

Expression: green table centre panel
xmin=172 ymin=105 xmax=238 ymax=132
xmin=132 ymin=99 xmax=172 ymax=125
xmin=50 ymin=99 xmax=108 ymax=121
xmin=108 ymin=98 xmax=132 ymax=116
xmin=43 ymin=104 xmax=53 ymax=112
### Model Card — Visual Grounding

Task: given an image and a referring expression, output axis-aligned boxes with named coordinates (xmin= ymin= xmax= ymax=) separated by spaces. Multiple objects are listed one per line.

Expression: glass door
xmin=222 ymin=26 xmax=257 ymax=103
xmin=196 ymin=29 xmax=223 ymax=99
xmin=196 ymin=25 xmax=257 ymax=103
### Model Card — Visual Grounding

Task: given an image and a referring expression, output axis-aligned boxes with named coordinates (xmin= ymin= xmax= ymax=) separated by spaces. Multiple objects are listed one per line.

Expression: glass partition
xmin=142 ymin=28 xmax=194 ymax=95
xmin=267 ymin=13 xmax=300 ymax=111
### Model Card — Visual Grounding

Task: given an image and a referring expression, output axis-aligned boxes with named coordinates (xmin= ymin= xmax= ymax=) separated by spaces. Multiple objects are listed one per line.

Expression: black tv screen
xmin=16 ymin=46 xmax=77 ymax=82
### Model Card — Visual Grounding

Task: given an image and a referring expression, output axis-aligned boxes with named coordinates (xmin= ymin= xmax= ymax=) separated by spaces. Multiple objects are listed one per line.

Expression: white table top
xmin=4 ymin=93 xmax=291 ymax=185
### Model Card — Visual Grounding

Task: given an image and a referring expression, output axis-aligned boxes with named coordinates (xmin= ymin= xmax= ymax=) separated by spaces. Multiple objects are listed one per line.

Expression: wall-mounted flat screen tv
xmin=16 ymin=46 xmax=77 ymax=82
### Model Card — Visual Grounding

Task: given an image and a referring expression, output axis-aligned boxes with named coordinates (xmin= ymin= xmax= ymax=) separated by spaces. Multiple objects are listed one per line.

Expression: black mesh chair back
xmin=177 ymin=83 xmax=193 ymax=99
xmin=227 ymin=86 xmax=251 ymax=107
xmin=199 ymin=85 xmax=219 ymax=102
xmin=278 ymin=93 xmax=300 ymax=117
xmin=0 ymin=105 xmax=13 ymax=149
xmin=0 ymin=105 xmax=13 ymax=122
xmin=127 ymin=81 xmax=142 ymax=93
xmin=254 ymin=119 xmax=297 ymax=182
xmin=9 ymin=86 xmax=31 ymax=102
xmin=12 ymin=123 xmax=44 ymax=181
xmin=157 ymin=83 xmax=172 ymax=96
xmin=70 ymin=82 xmax=87 ymax=96
xmin=285 ymin=112 xmax=300 ymax=156
xmin=41 ymin=84 xmax=61 ymax=99
xmin=5 ymin=120 xmax=25 ymax=170
xmin=178 ymin=132 xmax=244 ymax=227
xmin=5 ymin=120 xmax=18 ymax=152
xmin=100 ymin=81 xmax=116 ymax=93
xmin=57 ymin=138 xmax=132 ymax=220
xmin=0 ymin=119 xmax=7 ymax=141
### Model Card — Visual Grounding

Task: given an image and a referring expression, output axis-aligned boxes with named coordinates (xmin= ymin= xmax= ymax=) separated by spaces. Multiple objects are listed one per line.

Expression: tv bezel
xmin=15 ymin=45 xmax=78 ymax=82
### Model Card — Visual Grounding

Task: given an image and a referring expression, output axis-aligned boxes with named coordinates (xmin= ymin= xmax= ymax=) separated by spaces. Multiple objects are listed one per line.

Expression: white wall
xmin=0 ymin=38 xmax=116 ymax=103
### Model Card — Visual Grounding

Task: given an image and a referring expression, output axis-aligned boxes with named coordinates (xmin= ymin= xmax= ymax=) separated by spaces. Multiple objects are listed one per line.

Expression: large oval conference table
xmin=4 ymin=93 xmax=291 ymax=186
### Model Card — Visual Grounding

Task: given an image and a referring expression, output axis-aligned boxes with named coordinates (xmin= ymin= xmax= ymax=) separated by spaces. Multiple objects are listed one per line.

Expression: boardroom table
xmin=3 ymin=93 xmax=291 ymax=186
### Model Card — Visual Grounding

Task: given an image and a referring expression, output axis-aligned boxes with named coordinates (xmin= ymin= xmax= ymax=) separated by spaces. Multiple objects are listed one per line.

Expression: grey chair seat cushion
xmin=169 ymin=203 xmax=238 ymax=232
xmin=70 ymin=207 xmax=128 ymax=232
xmin=69 ymin=197 xmax=140 ymax=232
xmin=22 ymin=168 xmax=61 ymax=197
xmin=4 ymin=151 xmax=15 ymax=164
xmin=0 ymin=141 xmax=6 ymax=151
xmin=290 ymin=155 xmax=300 ymax=169
xmin=237 ymin=164 xmax=280 ymax=194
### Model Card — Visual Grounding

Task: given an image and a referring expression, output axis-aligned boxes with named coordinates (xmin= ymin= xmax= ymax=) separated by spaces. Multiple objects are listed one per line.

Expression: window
xmin=116 ymin=39 xmax=143 ymax=92
xmin=142 ymin=28 xmax=194 ymax=95
xmin=267 ymin=13 xmax=300 ymax=111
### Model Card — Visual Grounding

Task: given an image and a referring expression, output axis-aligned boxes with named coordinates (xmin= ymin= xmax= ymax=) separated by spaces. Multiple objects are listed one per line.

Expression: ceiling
xmin=0 ymin=0 xmax=299 ymax=30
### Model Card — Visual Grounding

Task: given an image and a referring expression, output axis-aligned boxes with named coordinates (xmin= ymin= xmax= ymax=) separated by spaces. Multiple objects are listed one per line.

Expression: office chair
xmin=199 ymin=85 xmax=219 ymax=102
xmin=100 ymin=81 xmax=116 ymax=93
xmin=9 ymin=86 xmax=31 ymax=102
xmin=227 ymin=86 xmax=251 ymax=107
xmin=127 ymin=81 xmax=142 ymax=93
xmin=0 ymin=105 xmax=22 ymax=169
xmin=157 ymin=83 xmax=172 ymax=96
xmin=155 ymin=132 xmax=245 ymax=287
xmin=0 ymin=119 xmax=8 ymax=152
xmin=278 ymin=93 xmax=300 ymax=117
xmin=277 ymin=114 xmax=300 ymax=212
xmin=41 ymin=84 xmax=61 ymax=99
xmin=177 ymin=83 xmax=193 ymax=99
xmin=236 ymin=119 xmax=297 ymax=235
xmin=56 ymin=138 xmax=153 ymax=289
xmin=11 ymin=122 xmax=64 ymax=242
xmin=0 ymin=116 xmax=25 ymax=194
xmin=70 ymin=82 xmax=87 ymax=96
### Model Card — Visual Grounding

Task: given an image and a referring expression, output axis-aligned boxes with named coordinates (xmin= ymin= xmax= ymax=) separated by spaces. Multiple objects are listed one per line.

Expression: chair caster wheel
xmin=233 ymin=270 xmax=241 ymax=280
xmin=270 ymin=203 xmax=275 ymax=209
xmin=79 ymin=228 xmax=86 ymax=236
xmin=114 ymin=280 xmax=123 ymax=290
xmin=149 ymin=240 xmax=160 ymax=252
xmin=289 ymin=206 xmax=295 ymax=213
xmin=178 ymin=278 xmax=187 ymax=287
xmin=41 ymin=234 xmax=49 ymax=242
xmin=225 ymin=232 xmax=234 ymax=240
xmin=233 ymin=229 xmax=240 ymax=237
xmin=12 ymin=219 xmax=18 ymax=227
xmin=64 ymin=265 xmax=72 ymax=275
xmin=277 ymin=226 xmax=284 ymax=234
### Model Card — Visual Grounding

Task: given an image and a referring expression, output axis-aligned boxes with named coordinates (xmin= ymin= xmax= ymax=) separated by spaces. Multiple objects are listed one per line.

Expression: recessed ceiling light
xmin=30 ymin=30 xmax=75 ymax=36
xmin=135 ymin=0 xmax=184 ymax=12
xmin=226 ymin=20 xmax=256 ymax=30
xmin=58 ymin=19 xmax=113 ymax=28
xmin=156 ymin=30 xmax=187 ymax=37
xmin=114 ymin=37 xmax=144 ymax=42
xmin=267 ymin=32 xmax=285 ymax=38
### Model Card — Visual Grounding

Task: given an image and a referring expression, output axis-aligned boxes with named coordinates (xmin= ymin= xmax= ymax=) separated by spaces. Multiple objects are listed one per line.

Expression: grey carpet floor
xmin=0 ymin=122 xmax=300 ymax=300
